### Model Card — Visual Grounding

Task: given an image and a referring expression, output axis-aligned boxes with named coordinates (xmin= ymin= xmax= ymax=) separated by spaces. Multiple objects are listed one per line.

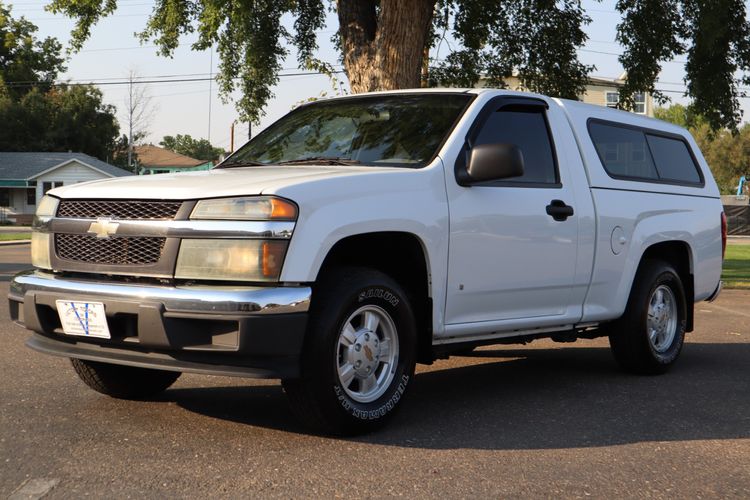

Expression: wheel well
xmin=639 ymin=241 xmax=695 ymax=332
xmin=316 ymin=232 xmax=434 ymax=363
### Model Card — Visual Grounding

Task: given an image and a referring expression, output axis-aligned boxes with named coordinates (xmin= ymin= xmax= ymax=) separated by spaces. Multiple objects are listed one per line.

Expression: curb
xmin=0 ymin=240 xmax=30 ymax=247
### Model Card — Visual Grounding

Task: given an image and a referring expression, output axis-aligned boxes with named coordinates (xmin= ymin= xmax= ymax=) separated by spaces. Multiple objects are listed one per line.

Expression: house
xmin=0 ymin=152 xmax=132 ymax=224
xmin=479 ymin=72 xmax=654 ymax=117
xmin=134 ymin=145 xmax=213 ymax=175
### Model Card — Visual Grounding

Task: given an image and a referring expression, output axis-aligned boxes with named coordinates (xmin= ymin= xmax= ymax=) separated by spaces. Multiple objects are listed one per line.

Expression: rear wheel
xmin=71 ymin=359 xmax=181 ymax=399
xmin=609 ymin=260 xmax=687 ymax=374
xmin=282 ymin=267 xmax=417 ymax=435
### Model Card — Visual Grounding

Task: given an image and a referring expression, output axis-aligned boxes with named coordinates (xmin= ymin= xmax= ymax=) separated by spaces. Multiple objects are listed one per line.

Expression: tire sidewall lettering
xmin=334 ymin=374 xmax=410 ymax=420
xmin=358 ymin=287 xmax=400 ymax=307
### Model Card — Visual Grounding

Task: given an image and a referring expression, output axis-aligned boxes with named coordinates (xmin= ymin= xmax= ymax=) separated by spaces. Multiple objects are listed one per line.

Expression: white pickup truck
xmin=9 ymin=89 xmax=725 ymax=435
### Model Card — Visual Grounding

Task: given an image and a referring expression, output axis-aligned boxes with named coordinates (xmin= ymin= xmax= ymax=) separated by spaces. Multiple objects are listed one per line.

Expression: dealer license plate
xmin=55 ymin=301 xmax=111 ymax=339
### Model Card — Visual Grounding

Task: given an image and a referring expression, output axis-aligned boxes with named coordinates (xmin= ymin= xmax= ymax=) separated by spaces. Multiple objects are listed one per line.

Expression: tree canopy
xmin=0 ymin=2 xmax=66 ymax=100
xmin=0 ymin=3 xmax=120 ymax=160
xmin=656 ymin=104 xmax=749 ymax=193
xmin=159 ymin=134 xmax=224 ymax=162
xmin=46 ymin=0 xmax=750 ymax=130
xmin=0 ymin=85 xmax=120 ymax=160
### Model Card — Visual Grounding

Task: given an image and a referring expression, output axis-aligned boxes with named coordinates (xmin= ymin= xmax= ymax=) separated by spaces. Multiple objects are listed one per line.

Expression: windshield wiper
xmin=275 ymin=156 xmax=361 ymax=166
xmin=218 ymin=159 xmax=270 ymax=168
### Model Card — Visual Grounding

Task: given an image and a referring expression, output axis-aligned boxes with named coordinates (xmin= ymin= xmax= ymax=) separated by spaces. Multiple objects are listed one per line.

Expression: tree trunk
xmin=338 ymin=0 xmax=436 ymax=93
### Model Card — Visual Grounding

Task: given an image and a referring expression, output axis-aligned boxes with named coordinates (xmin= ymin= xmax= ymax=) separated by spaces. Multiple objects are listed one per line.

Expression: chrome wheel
xmin=647 ymin=285 xmax=677 ymax=353
xmin=336 ymin=305 xmax=399 ymax=403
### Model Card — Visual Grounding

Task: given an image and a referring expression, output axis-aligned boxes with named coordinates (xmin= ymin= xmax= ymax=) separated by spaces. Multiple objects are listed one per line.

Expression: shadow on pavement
xmin=162 ymin=341 xmax=750 ymax=449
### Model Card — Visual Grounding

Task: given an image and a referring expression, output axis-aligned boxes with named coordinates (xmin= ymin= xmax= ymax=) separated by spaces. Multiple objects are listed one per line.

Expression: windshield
xmin=222 ymin=93 xmax=473 ymax=168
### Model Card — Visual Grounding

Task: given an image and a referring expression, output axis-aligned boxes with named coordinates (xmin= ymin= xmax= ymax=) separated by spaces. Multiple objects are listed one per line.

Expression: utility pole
xmin=208 ymin=47 xmax=213 ymax=144
xmin=127 ymin=73 xmax=134 ymax=172
xmin=124 ymin=70 xmax=154 ymax=174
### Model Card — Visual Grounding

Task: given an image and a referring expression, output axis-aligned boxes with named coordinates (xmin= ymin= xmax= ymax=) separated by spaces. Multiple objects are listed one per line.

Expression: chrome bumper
xmin=9 ymin=270 xmax=310 ymax=315
xmin=8 ymin=270 xmax=311 ymax=379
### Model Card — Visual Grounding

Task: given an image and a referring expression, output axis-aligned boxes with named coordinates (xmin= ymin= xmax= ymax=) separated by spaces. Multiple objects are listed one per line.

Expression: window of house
xmin=54 ymin=181 xmax=63 ymax=188
xmin=606 ymin=92 xmax=619 ymax=108
xmin=606 ymin=91 xmax=646 ymax=114
xmin=0 ymin=189 xmax=9 ymax=207
xmin=473 ymin=107 xmax=558 ymax=185
xmin=633 ymin=92 xmax=646 ymax=114
xmin=42 ymin=182 xmax=52 ymax=194
xmin=27 ymin=189 xmax=36 ymax=205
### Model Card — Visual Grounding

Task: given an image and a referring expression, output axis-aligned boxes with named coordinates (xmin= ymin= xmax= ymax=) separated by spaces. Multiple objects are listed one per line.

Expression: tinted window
xmin=646 ymin=134 xmax=702 ymax=183
xmin=588 ymin=122 xmax=658 ymax=180
xmin=474 ymin=109 xmax=557 ymax=184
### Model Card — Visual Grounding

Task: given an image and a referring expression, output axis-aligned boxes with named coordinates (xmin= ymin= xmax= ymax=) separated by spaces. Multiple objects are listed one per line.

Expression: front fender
xmin=267 ymin=162 xmax=450 ymax=334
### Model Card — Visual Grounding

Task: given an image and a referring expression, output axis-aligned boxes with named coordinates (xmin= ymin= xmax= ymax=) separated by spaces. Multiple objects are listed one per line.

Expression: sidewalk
xmin=0 ymin=226 xmax=31 ymax=233
xmin=728 ymin=236 xmax=750 ymax=245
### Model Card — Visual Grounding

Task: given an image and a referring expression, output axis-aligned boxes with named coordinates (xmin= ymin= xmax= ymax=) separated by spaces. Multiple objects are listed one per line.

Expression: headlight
xmin=175 ymin=239 xmax=288 ymax=282
xmin=191 ymin=196 xmax=297 ymax=220
xmin=30 ymin=196 xmax=59 ymax=270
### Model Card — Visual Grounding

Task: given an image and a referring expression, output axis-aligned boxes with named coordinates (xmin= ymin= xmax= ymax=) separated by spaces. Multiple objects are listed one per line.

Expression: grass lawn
xmin=0 ymin=233 xmax=31 ymax=241
xmin=723 ymin=244 xmax=750 ymax=289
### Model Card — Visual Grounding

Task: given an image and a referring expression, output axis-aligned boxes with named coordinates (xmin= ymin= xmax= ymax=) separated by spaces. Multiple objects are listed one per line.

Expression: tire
xmin=282 ymin=267 xmax=417 ymax=435
xmin=71 ymin=358 xmax=181 ymax=399
xmin=609 ymin=259 xmax=687 ymax=374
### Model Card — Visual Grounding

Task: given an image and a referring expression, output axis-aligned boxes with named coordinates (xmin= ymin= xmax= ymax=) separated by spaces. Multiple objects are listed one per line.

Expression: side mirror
xmin=465 ymin=143 xmax=524 ymax=184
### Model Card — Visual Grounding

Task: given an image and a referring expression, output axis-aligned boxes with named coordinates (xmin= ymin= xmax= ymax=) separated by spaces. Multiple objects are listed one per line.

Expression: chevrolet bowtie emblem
xmin=363 ymin=345 xmax=374 ymax=362
xmin=87 ymin=218 xmax=119 ymax=239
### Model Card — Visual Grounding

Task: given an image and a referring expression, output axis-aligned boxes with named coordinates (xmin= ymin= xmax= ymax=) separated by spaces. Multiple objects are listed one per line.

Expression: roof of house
xmin=0 ymin=152 xmax=131 ymax=180
xmin=134 ymin=145 xmax=206 ymax=169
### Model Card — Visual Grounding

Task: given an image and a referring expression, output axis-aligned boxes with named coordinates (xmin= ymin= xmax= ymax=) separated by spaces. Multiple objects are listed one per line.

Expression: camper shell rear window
xmin=587 ymin=119 xmax=704 ymax=187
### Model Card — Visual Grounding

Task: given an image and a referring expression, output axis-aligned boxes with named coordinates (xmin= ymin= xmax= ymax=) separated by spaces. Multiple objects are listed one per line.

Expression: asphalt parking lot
xmin=1 ymin=244 xmax=748 ymax=498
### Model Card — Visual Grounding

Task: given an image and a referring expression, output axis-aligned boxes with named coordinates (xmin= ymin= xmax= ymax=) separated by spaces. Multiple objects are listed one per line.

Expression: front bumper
xmin=8 ymin=270 xmax=310 ymax=379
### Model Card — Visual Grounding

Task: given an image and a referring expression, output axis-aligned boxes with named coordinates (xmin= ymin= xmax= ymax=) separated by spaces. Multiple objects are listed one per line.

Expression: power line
xmin=25 ymin=13 xmax=152 ymax=21
xmin=80 ymin=45 xmax=157 ymax=53
xmin=579 ymin=48 xmax=688 ymax=65
xmin=12 ymin=2 xmax=154 ymax=12
xmin=3 ymin=70 xmax=345 ymax=89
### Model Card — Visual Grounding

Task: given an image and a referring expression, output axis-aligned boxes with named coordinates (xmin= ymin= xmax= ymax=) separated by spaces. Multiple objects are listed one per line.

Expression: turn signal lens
xmin=36 ymin=195 xmax=59 ymax=217
xmin=31 ymin=233 xmax=52 ymax=270
xmin=31 ymin=196 xmax=57 ymax=270
xmin=270 ymin=198 xmax=297 ymax=220
xmin=262 ymin=240 xmax=287 ymax=278
xmin=191 ymin=196 xmax=297 ymax=221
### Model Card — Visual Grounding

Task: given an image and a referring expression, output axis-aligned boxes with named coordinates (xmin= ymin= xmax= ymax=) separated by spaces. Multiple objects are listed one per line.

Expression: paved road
xmin=1 ymin=246 xmax=748 ymax=498
xmin=0 ymin=245 xmax=31 ymax=283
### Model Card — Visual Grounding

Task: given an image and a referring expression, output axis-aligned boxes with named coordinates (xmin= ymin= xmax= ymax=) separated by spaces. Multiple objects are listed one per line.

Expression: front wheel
xmin=283 ymin=267 xmax=417 ymax=435
xmin=609 ymin=260 xmax=687 ymax=374
xmin=71 ymin=358 xmax=181 ymax=399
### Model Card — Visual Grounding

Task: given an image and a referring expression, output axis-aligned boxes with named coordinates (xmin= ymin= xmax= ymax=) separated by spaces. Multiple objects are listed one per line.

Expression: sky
xmin=9 ymin=0 xmax=745 ymax=153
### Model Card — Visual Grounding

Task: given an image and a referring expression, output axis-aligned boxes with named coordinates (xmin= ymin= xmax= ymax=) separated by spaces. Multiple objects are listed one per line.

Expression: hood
xmin=49 ymin=165 xmax=392 ymax=200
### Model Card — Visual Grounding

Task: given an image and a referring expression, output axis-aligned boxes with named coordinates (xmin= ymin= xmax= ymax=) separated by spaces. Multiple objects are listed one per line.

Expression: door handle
xmin=546 ymin=199 xmax=574 ymax=221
